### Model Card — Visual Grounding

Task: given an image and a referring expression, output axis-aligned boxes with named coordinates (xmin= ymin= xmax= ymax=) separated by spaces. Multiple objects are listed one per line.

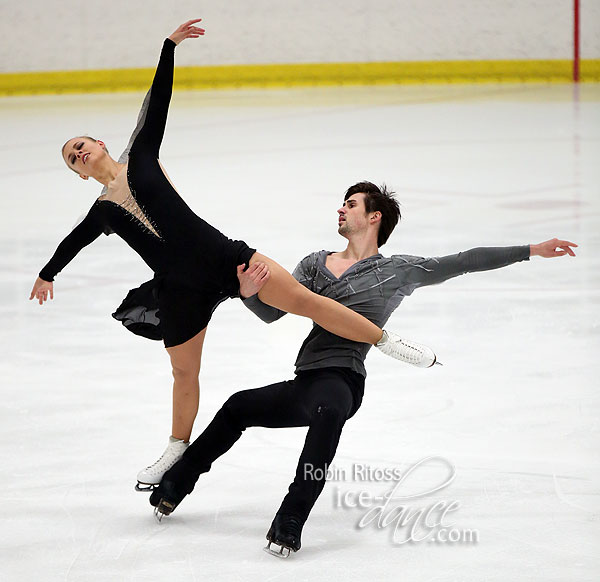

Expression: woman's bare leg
xmin=165 ymin=328 xmax=207 ymax=441
xmin=249 ymin=253 xmax=383 ymax=345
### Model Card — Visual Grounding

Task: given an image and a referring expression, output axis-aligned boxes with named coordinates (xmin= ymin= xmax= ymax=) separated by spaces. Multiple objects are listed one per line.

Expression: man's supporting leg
xmin=267 ymin=368 xmax=364 ymax=553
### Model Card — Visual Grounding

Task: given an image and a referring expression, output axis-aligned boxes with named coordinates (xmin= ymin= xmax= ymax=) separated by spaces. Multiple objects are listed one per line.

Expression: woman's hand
xmin=29 ymin=277 xmax=54 ymax=305
xmin=168 ymin=19 xmax=205 ymax=46
xmin=237 ymin=263 xmax=270 ymax=299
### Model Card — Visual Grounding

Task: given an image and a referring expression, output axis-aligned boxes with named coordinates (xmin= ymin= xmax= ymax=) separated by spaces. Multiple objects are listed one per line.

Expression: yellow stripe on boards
xmin=581 ymin=59 xmax=600 ymax=81
xmin=1 ymin=59 xmax=599 ymax=96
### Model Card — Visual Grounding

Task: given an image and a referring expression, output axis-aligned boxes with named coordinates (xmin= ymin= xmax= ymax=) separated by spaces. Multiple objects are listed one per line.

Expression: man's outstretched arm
xmin=393 ymin=238 xmax=578 ymax=292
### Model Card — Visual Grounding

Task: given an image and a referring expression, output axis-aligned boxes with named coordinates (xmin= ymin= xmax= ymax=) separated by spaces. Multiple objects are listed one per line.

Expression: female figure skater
xmin=29 ymin=20 xmax=435 ymax=490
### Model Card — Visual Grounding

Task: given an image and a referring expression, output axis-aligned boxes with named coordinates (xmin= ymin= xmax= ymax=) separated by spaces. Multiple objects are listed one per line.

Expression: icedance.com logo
xmin=306 ymin=456 xmax=479 ymax=546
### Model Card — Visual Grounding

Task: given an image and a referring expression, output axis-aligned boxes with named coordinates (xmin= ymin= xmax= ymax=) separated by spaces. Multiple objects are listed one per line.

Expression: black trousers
xmin=172 ymin=367 xmax=365 ymax=522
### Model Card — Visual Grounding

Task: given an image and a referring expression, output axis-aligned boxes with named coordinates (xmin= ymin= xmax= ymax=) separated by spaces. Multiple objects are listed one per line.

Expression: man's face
xmin=337 ymin=193 xmax=369 ymax=238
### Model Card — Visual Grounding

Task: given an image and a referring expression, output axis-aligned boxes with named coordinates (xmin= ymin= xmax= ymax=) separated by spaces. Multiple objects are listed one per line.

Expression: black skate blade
xmin=263 ymin=541 xmax=292 ymax=558
xmin=135 ymin=482 xmax=158 ymax=492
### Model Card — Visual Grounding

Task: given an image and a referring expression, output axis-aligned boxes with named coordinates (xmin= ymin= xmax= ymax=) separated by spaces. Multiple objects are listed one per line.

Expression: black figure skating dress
xmin=39 ymin=39 xmax=255 ymax=346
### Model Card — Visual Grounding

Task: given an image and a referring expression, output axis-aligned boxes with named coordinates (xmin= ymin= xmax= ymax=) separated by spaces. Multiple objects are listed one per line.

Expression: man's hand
xmin=168 ymin=19 xmax=205 ymax=46
xmin=530 ymin=238 xmax=578 ymax=258
xmin=237 ymin=262 xmax=270 ymax=299
xmin=29 ymin=277 xmax=54 ymax=305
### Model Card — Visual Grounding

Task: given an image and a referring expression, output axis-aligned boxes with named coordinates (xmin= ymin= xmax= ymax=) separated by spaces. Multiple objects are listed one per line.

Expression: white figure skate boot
xmin=376 ymin=330 xmax=439 ymax=368
xmin=135 ymin=436 xmax=189 ymax=492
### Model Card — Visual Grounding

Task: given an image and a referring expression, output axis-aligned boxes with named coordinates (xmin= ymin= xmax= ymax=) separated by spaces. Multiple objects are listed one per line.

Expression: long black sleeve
xmin=129 ymin=38 xmax=176 ymax=157
xmin=39 ymin=205 xmax=105 ymax=282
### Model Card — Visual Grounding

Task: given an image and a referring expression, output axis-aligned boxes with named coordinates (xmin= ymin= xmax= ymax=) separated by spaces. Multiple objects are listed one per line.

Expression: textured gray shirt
xmin=243 ymin=246 xmax=530 ymax=377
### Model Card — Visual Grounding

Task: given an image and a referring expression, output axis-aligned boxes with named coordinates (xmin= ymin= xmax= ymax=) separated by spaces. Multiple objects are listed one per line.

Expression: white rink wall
xmin=1 ymin=0 xmax=599 ymax=73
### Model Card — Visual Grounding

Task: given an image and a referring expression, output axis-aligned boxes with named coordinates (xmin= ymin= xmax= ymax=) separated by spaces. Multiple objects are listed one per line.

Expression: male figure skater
xmin=149 ymin=181 xmax=577 ymax=556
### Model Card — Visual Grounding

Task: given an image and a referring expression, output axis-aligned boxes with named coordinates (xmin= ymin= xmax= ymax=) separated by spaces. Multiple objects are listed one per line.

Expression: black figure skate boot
xmin=149 ymin=457 xmax=198 ymax=521
xmin=264 ymin=513 xmax=304 ymax=558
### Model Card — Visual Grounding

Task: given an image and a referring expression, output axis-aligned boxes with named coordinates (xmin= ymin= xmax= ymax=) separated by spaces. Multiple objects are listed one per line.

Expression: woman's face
xmin=62 ymin=137 xmax=107 ymax=178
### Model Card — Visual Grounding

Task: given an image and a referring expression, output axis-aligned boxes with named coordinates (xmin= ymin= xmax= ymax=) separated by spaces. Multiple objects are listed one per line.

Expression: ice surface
xmin=1 ymin=83 xmax=599 ymax=581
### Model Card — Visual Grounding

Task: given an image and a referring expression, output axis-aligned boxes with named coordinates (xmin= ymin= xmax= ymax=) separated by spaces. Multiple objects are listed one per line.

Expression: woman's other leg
xmin=249 ymin=252 xmax=383 ymax=345
xmin=166 ymin=327 xmax=207 ymax=441
xmin=137 ymin=328 xmax=207 ymax=489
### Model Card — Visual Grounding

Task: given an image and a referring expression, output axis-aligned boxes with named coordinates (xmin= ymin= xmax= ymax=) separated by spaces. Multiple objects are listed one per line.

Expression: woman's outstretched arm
xmin=131 ymin=19 xmax=205 ymax=157
xmin=30 ymin=208 xmax=106 ymax=304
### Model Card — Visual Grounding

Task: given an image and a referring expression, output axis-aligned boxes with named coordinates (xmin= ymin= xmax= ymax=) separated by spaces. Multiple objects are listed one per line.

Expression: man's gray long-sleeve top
xmin=243 ymin=246 xmax=530 ymax=377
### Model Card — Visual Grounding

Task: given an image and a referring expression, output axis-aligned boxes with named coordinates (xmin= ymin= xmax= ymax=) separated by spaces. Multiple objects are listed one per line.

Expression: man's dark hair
xmin=344 ymin=181 xmax=400 ymax=247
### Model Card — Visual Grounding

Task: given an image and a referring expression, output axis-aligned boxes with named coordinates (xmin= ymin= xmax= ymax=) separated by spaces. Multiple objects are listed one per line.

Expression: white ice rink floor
xmin=1 ymin=83 xmax=599 ymax=581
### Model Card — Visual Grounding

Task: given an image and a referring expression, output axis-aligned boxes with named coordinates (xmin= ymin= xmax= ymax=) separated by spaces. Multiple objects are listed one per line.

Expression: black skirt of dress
xmin=112 ymin=241 xmax=256 ymax=347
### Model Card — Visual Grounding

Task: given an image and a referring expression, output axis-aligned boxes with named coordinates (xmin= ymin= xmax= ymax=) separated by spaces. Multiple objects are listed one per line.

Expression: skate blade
xmin=135 ymin=482 xmax=158 ymax=492
xmin=263 ymin=541 xmax=292 ymax=558
xmin=153 ymin=507 xmax=164 ymax=523
xmin=153 ymin=499 xmax=176 ymax=523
